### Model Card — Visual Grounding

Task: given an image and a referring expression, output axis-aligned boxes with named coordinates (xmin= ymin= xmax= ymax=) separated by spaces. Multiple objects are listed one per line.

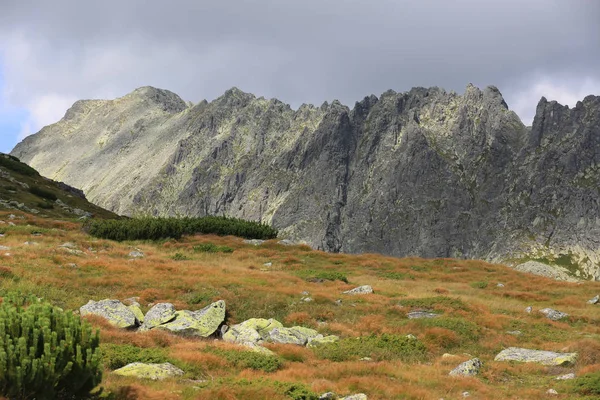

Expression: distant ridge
xmin=11 ymin=84 xmax=600 ymax=279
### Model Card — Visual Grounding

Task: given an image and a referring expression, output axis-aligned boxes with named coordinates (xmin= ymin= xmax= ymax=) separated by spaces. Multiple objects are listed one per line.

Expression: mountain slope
xmin=11 ymin=85 xmax=600 ymax=279
xmin=0 ymin=153 xmax=118 ymax=219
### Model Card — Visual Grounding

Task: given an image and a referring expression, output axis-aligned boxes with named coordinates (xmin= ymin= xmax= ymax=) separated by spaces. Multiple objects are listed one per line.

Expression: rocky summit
xmin=11 ymin=85 xmax=600 ymax=279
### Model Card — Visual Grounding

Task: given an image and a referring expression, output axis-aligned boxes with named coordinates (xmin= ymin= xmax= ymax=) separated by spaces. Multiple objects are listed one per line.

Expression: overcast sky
xmin=0 ymin=0 xmax=599 ymax=153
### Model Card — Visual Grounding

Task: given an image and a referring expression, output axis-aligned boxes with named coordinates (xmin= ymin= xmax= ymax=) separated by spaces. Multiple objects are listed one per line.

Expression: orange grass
xmin=0 ymin=211 xmax=599 ymax=399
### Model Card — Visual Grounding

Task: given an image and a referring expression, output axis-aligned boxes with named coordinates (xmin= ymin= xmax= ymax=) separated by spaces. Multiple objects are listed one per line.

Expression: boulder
xmin=340 ymin=395 xmax=368 ymax=400
xmin=449 ymin=358 xmax=482 ymax=377
xmin=243 ymin=239 xmax=264 ymax=246
xmin=140 ymin=303 xmax=176 ymax=331
xmin=514 ymin=261 xmax=577 ymax=282
xmin=539 ymin=308 xmax=569 ymax=321
xmin=80 ymin=299 xmax=137 ymax=328
xmin=494 ymin=348 xmax=577 ymax=366
xmin=319 ymin=393 xmax=337 ymax=400
xmin=268 ymin=326 xmax=320 ymax=345
xmin=129 ymin=250 xmax=144 ymax=258
xmin=223 ymin=318 xmax=283 ymax=345
xmin=128 ymin=303 xmax=145 ymax=324
xmin=588 ymin=295 xmax=599 ymax=304
xmin=307 ymin=334 xmax=340 ymax=348
xmin=158 ymin=300 xmax=225 ymax=337
xmin=343 ymin=285 xmax=373 ymax=295
xmin=112 ymin=362 xmax=184 ymax=380
xmin=407 ymin=311 xmax=439 ymax=319
xmin=555 ymin=373 xmax=575 ymax=380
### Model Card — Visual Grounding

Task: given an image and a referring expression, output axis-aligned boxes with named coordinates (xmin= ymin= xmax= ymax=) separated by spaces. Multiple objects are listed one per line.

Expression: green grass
xmin=194 ymin=243 xmax=234 ymax=253
xmin=313 ymin=333 xmax=428 ymax=362
xmin=206 ymin=346 xmax=283 ymax=372
xmin=398 ymin=296 xmax=468 ymax=312
xmin=100 ymin=344 xmax=169 ymax=370
xmin=295 ymin=269 xmax=348 ymax=283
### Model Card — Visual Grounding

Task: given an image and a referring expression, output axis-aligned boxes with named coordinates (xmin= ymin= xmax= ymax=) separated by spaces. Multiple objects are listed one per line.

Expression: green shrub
xmin=296 ymin=269 xmax=348 ymax=283
xmin=570 ymin=371 xmax=600 ymax=396
xmin=470 ymin=281 xmax=488 ymax=289
xmin=313 ymin=333 xmax=428 ymax=362
xmin=0 ymin=155 xmax=38 ymax=177
xmin=379 ymin=271 xmax=414 ymax=280
xmin=194 ymin=243 xmax=234 ymax=253
xmin=86 ymin=216 xmax=277 ymax=241
xmin=207 ymin=347 xmax=283 ymax=372
xmin=36 ymin=202 xmax=54 ymax=210
xmin=29 ymin=186 xmax=58 ymax=201
xmin=171 ymin=252 xmax=189 ymax=261
xmin=275 ymin=382 xmax=319 ymax=400
xmin=0 ymin=295 xmax=102 ymax=399
xmin=100 ymin=344 xmax=168 ymax=370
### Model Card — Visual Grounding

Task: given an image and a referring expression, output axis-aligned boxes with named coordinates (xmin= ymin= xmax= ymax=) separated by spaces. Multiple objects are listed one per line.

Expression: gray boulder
xmin=407 ymin=311 xmax=439 ymax=319
xmin=449 ymin=358 xmax=482 ymax=377
xmin=340 ymin=395 xmax=368 ymax=400
xmin=80 ymin=299 xmax=137 ymax=328
xmin=158 ymin=300 xmax=225 ymax=337
xmin=494 ymin=348 xmax=577 ymax=366
xmin=343 ymin=285 xmax=373 ymax=295
xmin=112 ymin=362 xmax=184 ymax=380
xmin=588 ymin=295 xmax=599 ymax=304
xmin=268 ymin=326 xmax=320 ymax=345
xmin=539 ymin=308 xmax=569 ymax=321
xmin=139 ymin=303 xmax=176 ymax=331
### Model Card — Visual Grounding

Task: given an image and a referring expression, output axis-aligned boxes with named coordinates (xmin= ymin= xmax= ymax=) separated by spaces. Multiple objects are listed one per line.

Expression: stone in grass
xmin=268 ymin=326 xmax=320 ymax=346
xmin=407 ymin=311 xmax=439 ymax=319
xmin=158 ymin=300 xmax=226 ymax=337
xmin=128 ymin=250 xmax=144 ymax=258
xmin=588 ymin=295 xmax=599 ymax=304
xmin=343 ymin=285 xmax=373 ymax=295
xmin=449 ymin=358 xmax=482 ymax=377
xmin=340 ymin=395 xmax=368 ymax=400
xmin=223 ymin=318 xmax=284 ymax=345
xmin=113 ymin=362 xmax=184 ymax=380
xmin=539 ymin=308 xmax=569 ymax=321
xmin=555 ymin=373 xmax=575 ymax=380
xmin=80 ymin=299 xmax=137 ymax=328
xmin=307 ymin=334 xmax=340 ymax=348
xmin=494 ymin=348 xmax=577 ymax=366
xmin=139 ymin=303 xmax=176 ymax=331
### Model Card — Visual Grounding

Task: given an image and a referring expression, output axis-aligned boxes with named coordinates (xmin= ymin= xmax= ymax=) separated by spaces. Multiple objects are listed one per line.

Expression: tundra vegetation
xmin=0 ymin=211 xmax=598 ymax=399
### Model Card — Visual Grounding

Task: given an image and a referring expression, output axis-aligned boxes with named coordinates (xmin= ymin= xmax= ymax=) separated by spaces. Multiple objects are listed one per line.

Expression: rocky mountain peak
xmin=11 ymin=84 xmax=600 ymax=280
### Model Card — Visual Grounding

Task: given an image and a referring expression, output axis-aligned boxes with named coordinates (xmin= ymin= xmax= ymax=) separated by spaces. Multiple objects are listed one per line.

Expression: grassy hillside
xmin=0 ymin=153 xmax=118 ymax=220
xmin=0 ymin=211 xmax=599 ymax=399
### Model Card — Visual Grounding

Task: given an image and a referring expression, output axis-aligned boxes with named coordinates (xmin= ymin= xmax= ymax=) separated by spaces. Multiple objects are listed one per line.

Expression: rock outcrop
xmin=112 ymin=362 xmax=184 ymax=380
xmin=494 ymin=348 xmax=577 ymax=366
xmin=79 ymin=299 xmax=137 ymax=328
xmin=12 ymin=86 xmax=600 ymax=279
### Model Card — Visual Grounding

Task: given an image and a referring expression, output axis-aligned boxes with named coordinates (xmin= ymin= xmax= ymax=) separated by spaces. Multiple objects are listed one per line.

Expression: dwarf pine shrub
xmin=86 ymin=216 xmax=277 ymax=241
xmin=0 ymin=294 xmax=102 ymax=399
xmin=29 ymin=186 xmax=58 ymax=201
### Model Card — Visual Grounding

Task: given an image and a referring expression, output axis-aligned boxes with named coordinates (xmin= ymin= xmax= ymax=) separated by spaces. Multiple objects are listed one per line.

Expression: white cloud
xmin=17 ymin=93 xmax=78 ymax=139
xmin=506 ymin=76 xmax=600 ymax=125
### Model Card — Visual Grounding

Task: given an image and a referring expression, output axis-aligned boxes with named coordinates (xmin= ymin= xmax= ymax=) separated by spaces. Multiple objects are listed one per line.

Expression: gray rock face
xmin=11 ymin=86 xmax=600 ymax=279
xmin=514 ymin=261 xmax=577 ymax=282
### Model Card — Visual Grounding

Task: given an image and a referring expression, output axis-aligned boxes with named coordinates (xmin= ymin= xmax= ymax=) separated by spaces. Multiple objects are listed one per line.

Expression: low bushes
xmin=0 ymin=155 xmax=38 ymax=177
xmin=194 ymin=243 xmax=234 ymax=253
xmin=313 ymin=333 xmax=428 ymax=362
xmin=29 ymin=186 xmax=58 ymax=201
xmin=206 ymin=347 xmax=283 ymax=372
xmin=295 ymin=269 xmax=348 ymax=283
xmin=86 ymin=216 xmax=278 ymax=241
xmin=100 ymin=344 xmax=168 ymax=370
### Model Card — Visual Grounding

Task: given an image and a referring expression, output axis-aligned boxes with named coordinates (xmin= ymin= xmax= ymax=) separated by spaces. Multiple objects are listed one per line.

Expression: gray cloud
xmin=0 ymin=0 xmax=599 ymax=142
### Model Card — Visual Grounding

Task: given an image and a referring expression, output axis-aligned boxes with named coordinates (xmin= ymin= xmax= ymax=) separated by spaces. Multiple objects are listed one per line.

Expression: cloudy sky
xmin=0 ymin=0 xmax=599 ymax=153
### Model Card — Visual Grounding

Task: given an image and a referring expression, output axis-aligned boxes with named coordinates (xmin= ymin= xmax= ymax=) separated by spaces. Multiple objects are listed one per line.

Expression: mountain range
xmin=11 ymin=84 xmax=600 ymax=279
